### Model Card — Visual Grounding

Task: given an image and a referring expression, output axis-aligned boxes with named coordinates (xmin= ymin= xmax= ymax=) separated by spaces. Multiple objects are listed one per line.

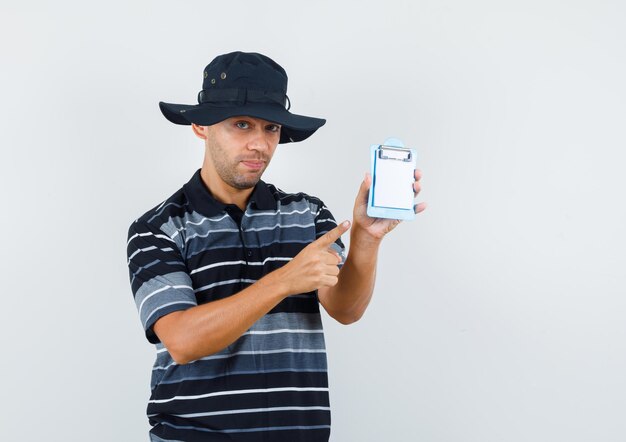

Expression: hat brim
xmin=159 ymin=101 xmax=326 ymax=144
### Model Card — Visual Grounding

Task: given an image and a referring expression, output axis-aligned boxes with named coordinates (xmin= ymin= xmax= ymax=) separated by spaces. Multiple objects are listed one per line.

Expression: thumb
xmin=315 ymin=220 xmax=351 ymax=247
xmin=357 ymin=172 xmax=372 ymax=205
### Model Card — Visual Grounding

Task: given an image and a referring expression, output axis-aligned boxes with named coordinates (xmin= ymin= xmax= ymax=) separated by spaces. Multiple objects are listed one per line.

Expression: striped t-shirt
xmin=127 ymin=170 xmax=345 ymax=442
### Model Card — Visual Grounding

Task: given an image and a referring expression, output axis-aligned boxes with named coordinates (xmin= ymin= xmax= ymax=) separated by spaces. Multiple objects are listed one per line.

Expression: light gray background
xmin=1 ymin=0 xmax=625 ymax=440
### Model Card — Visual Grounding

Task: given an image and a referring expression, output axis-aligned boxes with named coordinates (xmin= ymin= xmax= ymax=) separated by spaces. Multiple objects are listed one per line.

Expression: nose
xmin=246 ymin=127 xmax=272 ymax=153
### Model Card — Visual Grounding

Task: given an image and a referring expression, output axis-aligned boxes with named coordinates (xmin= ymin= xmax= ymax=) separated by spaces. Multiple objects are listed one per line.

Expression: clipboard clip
xmin=379 ymin=146 xmax=412 ymax=162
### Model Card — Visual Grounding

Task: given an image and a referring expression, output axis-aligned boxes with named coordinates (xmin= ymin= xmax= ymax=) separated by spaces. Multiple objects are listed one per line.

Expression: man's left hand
xmin=351 ymin=169 xmax=426 ymax=242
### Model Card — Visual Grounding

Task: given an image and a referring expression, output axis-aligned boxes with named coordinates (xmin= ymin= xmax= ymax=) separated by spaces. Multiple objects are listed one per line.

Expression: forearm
xmin=320 ymin=232 xmax=381 ymax=324
xmin=154 ymin=269 xmax=289 ymax=364
xmin=155 ymin=221 xmax=351 ymax=364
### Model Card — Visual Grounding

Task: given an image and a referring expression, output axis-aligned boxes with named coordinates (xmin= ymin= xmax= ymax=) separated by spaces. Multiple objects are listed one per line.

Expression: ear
xmin=191 ymin=123 xmax=208 ymax=140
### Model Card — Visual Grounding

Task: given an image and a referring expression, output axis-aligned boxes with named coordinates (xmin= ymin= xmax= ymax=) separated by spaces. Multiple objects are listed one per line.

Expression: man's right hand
xmin=276 ymin=220 xmax=351 ymax=295
xmin=153 ymin=220 xmax=351 ymax=365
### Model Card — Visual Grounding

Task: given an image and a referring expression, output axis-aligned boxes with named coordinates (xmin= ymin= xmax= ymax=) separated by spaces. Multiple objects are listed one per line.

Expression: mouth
xmin=240 ymin=160 xmax=265 ymax=171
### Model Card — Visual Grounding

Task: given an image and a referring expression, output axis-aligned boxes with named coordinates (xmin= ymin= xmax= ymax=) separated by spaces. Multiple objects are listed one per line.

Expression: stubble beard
xmin=205 ymin=128 xmax=275 ymax=189
xmin=211 ymin=148 xmax=270 ymax=190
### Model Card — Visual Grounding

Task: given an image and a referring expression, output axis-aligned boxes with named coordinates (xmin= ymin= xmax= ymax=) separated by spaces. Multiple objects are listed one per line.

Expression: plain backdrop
xmin=1 ymin=1 xmax=625 ymax=441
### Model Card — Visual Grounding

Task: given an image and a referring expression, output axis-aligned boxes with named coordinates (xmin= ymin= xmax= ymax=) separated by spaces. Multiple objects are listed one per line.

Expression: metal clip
xmin=379 ymin=146 xmax=412 ymax=162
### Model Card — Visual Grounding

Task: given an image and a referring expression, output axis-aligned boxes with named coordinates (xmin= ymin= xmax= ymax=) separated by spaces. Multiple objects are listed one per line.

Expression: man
xmin=127 ymin=51 xmax=425 ymax=442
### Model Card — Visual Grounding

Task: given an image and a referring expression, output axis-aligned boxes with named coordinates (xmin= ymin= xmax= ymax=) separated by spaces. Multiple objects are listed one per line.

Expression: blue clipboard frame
xmin=367 ymin=137 xmax=416 ymax=221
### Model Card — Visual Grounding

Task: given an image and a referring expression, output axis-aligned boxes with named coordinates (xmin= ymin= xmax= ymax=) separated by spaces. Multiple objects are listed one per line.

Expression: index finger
xmin=315 ymin=220 xmax=351 ymax=247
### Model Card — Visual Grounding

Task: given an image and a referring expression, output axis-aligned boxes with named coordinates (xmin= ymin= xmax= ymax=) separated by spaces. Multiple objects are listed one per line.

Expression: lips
xmin=241 ymin=160 xmax=265 ymax=170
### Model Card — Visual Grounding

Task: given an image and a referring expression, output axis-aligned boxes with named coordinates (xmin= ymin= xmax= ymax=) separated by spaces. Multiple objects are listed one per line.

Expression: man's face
xmin=202 ymin=116 xmax=281 ymax=190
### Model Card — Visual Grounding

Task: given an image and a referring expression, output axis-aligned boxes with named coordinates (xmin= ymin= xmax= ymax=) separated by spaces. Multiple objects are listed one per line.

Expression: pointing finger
xmin=316 ymin=220 xmax=351 ymax=247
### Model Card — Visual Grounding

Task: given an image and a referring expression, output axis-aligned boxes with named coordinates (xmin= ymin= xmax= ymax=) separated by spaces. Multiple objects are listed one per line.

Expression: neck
xmin=200 ymin=166 xmax=253 ymax=211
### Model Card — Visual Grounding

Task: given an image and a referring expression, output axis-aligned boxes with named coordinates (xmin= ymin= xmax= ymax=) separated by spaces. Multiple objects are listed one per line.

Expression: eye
xmin=235 ymin=121 xmax=250 ymax=129
xmin=266 ymin=124 xmax=281 ymax=133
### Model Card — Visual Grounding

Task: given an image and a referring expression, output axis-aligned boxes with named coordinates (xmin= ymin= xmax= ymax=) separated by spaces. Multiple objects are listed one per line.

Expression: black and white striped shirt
xmin=127 ymin=170 xmax=345 ymax=442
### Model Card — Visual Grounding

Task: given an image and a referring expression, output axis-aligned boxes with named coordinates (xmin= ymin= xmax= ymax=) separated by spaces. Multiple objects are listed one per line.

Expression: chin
xmin=231 ymin=177 xmax=260 ymax=190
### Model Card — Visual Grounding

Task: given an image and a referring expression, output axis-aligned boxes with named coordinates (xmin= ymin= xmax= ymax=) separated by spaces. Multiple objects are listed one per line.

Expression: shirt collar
xmin=183 ymin=169 xmax=277 ymax=217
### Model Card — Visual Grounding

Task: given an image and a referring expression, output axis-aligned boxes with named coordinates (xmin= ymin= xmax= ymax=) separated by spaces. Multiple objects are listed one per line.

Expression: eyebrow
xmin=232 ymin=117 xmax=280 ymax=126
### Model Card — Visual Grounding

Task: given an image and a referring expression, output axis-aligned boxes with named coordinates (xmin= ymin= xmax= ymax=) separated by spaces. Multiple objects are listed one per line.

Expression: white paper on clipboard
xmin=373 ymin=146 xmax=415 ymax=210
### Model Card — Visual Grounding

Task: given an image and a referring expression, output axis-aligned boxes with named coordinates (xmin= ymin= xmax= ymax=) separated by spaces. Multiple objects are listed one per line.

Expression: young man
xmin=127 ymin=51 xmax=425 ymax=442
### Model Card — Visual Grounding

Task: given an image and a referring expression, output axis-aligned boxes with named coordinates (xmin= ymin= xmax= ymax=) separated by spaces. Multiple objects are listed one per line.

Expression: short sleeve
xmin=313 ymin=200 xmax=347 ymax=268
xmin=127 ymin=221 xmax=197 ymax=344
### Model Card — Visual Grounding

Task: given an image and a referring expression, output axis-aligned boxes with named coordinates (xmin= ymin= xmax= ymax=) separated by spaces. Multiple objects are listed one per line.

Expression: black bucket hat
xmin=159 ymin=51 xmax=326 ymax=144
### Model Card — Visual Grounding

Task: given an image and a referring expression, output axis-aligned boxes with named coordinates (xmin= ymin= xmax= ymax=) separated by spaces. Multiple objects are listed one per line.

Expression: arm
xmin=154 ymin=221 xmax=351 ymax=364
xmin=317 ymin=228 xmax=380 ymax=324
xmin=153 ymin=272 xmax=288 ymax=364
xmin=318 ymin=170 xmax=426 ymax=324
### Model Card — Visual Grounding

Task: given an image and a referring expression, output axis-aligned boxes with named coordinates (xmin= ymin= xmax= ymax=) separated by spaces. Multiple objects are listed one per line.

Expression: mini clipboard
xmin=367 ymin=137 xmax=416 ymax=221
